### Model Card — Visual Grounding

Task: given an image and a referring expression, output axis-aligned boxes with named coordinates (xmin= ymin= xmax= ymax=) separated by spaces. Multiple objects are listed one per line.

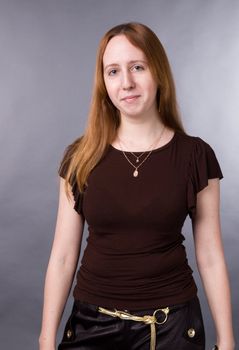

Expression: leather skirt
xmin=58 ymin=296 xmax=205 ymax=350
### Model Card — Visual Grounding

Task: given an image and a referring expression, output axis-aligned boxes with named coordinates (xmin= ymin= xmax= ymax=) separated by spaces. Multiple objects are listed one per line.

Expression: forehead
xmin=103 ymin=35 xmax=146 ymax=66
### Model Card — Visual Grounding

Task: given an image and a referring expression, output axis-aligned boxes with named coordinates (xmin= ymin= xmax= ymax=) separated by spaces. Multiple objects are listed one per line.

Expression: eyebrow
xmin=103 ymin=60 xmax=148 ymax=71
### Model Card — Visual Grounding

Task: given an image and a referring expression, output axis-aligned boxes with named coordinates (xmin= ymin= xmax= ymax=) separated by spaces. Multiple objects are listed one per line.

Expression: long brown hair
xmin=60 ymin=22 xmax=186 ymax=198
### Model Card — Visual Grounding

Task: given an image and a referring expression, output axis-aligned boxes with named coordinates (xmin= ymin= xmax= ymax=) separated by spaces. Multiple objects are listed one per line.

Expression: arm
xmin=39 ymin=177 xmax=85 ymax=350
xmin=192 ymin=178 xmax=235 ymax=350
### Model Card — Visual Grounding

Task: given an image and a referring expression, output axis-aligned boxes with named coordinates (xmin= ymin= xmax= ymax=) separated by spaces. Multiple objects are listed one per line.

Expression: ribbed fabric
xmin=58 ymin=131 xmax=223 ymax=310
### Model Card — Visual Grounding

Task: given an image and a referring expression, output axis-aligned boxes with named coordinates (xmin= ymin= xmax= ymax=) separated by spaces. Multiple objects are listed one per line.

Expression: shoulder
xmin=176 ymin=131 xmax=209 ymax=146
xmin=177 ymin=131 xmax=223 ymax=181
xmin=175 ymin=131 xmax=215 ymax=155
xmin=58 ymin=135 xmax=84 ymax=179
xmin=61 ymin=135 xmax=84 ymax=158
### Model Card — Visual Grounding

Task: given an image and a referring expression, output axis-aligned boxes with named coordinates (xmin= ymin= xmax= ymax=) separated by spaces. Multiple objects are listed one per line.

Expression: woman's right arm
xmin=39 ymin=177 xmax=85 ymax=350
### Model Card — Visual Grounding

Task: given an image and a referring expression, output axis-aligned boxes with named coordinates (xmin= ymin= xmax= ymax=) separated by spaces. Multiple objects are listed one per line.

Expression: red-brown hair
xmin=60 ymin=22 xmax=186 ymax=198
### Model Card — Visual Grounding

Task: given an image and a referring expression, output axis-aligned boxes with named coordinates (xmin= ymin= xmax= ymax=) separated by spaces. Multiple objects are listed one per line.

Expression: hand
xmin=39 ymin=344 xmax=55 ymax=350
xmin=215 ymin=341 xmax=235 ymax=350
xmin=39 ymin=346 xmax=55 ymax=350
xmin=39 ymin=337 xmax=55 ymax=350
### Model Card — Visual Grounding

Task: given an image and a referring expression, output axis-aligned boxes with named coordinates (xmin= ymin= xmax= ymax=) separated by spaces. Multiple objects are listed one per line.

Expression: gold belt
xmin=98 ymin=306 xmax=170 ymax=350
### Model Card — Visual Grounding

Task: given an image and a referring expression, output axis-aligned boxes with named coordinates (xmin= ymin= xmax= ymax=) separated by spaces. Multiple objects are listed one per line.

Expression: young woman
xmin=39 ymin=22 xmax=234 ymax=350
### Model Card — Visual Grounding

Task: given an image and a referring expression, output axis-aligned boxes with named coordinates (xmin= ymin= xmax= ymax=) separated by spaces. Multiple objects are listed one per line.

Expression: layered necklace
xmin=117 ymin=126 xmax=165 ymax=177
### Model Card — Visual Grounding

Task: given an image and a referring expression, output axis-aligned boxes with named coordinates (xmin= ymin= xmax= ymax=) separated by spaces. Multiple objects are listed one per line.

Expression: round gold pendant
xmin=133 ymin=170 xmax=138 ymax=177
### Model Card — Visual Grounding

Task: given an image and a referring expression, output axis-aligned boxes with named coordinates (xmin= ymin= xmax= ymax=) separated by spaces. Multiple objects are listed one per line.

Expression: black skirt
xmin=58 ymin=296 xmax=205 ymax=350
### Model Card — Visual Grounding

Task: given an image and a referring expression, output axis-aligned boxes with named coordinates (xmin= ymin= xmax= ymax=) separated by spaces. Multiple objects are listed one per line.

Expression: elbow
xmin=48 ymin=249 xmax=79 ymax=275
xmin=196 ymin=249 xmax=226 ymax=273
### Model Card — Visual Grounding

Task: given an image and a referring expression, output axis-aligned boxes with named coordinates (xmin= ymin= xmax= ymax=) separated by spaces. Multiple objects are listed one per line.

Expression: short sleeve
xmin=58 ymin=144 xmax=84 ymax=217
xmin=187 ymin=137 xmax=223 ymax=220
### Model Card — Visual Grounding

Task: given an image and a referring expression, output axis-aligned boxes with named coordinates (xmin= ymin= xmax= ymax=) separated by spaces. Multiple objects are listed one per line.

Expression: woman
xmin=39 ymin=22 xmax=234 ymax=350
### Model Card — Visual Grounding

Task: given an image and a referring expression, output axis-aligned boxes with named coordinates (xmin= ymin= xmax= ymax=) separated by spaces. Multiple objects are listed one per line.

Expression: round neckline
xmin=109 ymin=130 xmax=177 ymax=154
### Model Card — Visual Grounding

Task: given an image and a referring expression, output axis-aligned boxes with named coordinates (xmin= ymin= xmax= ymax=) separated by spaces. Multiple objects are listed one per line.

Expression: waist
xmin=81 ymin=242 xmax=188 ymax=280
xmin=73 ymin=267 xmax=197 ymax=310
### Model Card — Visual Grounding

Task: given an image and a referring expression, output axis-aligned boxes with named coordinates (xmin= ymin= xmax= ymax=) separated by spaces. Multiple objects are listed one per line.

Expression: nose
xmin=121 ymin=70 xmax=135 ymax=90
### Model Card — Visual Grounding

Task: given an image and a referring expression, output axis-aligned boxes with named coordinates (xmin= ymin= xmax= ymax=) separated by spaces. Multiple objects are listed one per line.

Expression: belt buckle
xmin=153 ymin=307 xmax=169 ymax=325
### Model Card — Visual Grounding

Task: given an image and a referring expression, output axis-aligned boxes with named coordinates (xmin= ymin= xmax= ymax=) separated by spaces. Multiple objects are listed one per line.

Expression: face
xmin=103 ymin=35 xmax=158 ymax=120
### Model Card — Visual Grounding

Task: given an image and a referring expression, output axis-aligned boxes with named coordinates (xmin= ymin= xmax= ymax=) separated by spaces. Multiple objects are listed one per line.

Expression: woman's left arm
xmin=192 ymin=178 xmax=235 ymax=350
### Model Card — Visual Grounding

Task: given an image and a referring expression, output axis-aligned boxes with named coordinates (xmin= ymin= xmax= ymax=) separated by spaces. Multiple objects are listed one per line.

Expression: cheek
xmin=104 ymin=80 xmax=118 ymax=101
xmin=146 ymin=80 xmax=158 ymax=98
xmin=137 ymin=74 xmax=157 ymax=94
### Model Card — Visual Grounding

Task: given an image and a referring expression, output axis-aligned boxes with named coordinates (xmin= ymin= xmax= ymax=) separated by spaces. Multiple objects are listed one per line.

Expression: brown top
xmin=58 ymin=131 xmax=223 ymax=310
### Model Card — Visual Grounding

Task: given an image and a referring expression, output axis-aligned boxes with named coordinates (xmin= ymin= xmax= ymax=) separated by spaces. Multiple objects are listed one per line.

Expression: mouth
xmin=121 ymin=95 xmax=140 ymax=102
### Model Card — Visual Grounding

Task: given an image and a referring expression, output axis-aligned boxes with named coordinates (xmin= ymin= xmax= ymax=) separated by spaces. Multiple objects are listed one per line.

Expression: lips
xmin=121 ymin=95 xmax=140 ymax=101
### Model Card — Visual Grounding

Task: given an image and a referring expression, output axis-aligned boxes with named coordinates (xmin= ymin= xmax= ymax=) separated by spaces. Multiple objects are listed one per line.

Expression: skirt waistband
xmin=96 ymin=300 xmax=192 ymax=350
xmin=98 ymin=304 xmax=180 ymax=350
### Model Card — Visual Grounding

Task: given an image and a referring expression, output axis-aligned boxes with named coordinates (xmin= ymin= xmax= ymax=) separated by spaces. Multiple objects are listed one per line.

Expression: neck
xmin=116 ymin=113 xmax=165 ymax=148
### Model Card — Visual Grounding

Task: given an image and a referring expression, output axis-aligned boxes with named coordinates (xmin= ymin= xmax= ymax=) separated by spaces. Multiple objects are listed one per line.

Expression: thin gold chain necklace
xmin=117 ymin=134 xmax=160 ymax=163
xmin=118 ymin=126 xmax=165 ymax=177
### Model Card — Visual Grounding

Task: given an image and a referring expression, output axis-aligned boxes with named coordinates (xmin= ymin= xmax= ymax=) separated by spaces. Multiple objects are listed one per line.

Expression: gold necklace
xmin=117 ymin=134 xmax=159 ymax=163
xmin=118 ymin=126 xmax=165 ymax=177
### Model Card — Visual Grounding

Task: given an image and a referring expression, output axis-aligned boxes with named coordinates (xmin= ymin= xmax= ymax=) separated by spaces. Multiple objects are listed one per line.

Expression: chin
xmin=120 ymin=108 xmax=146 ymax=118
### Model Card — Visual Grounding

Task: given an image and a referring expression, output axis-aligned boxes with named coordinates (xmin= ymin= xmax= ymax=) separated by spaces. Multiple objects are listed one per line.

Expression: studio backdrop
xmin=0 ymin=0 xmax=238 ymax=349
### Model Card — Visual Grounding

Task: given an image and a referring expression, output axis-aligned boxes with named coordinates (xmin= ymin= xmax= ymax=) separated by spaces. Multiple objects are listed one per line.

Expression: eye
xmin=108 ymin=69 xmax=117 ymax=76
xmin=131 ymin=65 xmax=144 ymax=72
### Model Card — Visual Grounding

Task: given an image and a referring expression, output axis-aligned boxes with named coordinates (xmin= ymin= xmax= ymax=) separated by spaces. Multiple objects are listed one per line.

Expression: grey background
xmin=0 ymin=0 xmax=238 ymax=348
